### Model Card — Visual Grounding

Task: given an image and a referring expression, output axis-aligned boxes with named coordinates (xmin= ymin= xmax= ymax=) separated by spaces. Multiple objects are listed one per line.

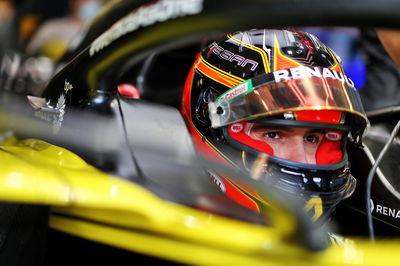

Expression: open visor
xmin=208 ymin=71 xmax=367 ymax=131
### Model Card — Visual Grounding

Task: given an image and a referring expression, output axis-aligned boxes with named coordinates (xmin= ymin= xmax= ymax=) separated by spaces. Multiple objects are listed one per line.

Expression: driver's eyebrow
xmin=306 ymin=129 xmax=325 ymax=134
xmin=251 ymin=125 xmax=324 ymax=134
xmin=251 ymin=125 xmax=294 ymax=132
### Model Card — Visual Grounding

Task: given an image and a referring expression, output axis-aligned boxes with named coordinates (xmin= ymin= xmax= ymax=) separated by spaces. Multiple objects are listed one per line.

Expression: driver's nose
xmin=275 ymin=138 xmax=315 ymax=164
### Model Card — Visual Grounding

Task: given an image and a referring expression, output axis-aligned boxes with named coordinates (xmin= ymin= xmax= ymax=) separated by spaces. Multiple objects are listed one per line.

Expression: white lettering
xmin=273 ymin=69 xmax=290 ymax=82
xmin=241 ymin=59 xmax=258 ymax=71
xmin=211 ymin=44 xmax=259 ymax=71
xmin=307 ymin=67 xmax=322 ymax=78
xmin=322 ymin=68 xmax=335 ymax=79
xmin=220 ymin=50 xmax=234 ymax=60
xmin=230 ymin=55 xmax=244 ymax=65
xmin=383 ymin=206 xmax=388 ymax=215
xmin=375 ymin=204 xmax=400 ymax=218
xmin=90 ymin=0 xmax=204 ymax=56
xmin=333 ymin=70 xmax=344 ymax=82
xmin=290 ymin=66 xmax=308 ymax=79
xmin=212 ymin=43 xmax=223 ymax=55
xmin=288 ymin=66 xmax=322 ymax=80
xmin=272 ymin=66 xmax=352 ymax=86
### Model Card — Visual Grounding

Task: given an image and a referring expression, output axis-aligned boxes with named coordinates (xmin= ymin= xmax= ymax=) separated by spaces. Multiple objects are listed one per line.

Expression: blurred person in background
xmin=0 ymin=0 xmax=19 ymax=51
xmin=16 ymin=0 xmax=71 ymax=51
xmin=358 ymin=28 xmax=400 ymax=111
xmin=25 ymin=0 xmax=104 ymax=61
xmin=376 ymin=29 xmax=400 ymax=68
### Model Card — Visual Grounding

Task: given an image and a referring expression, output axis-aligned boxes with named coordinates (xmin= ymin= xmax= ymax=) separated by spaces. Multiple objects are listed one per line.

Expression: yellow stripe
xmin=327 ymin=48 xmax=344 ymax=73
xmin=222 ymin=176 xmax=261 ymax=212
xmin=273 ymin=34 xmax=302 ymax=71
xmin=200 ymin=56 xmax=244 ymax=84
xmin=304 ymin=197 xmax=323 ymax=221
xmin=189 ymin=119 xmax=238 ymax=167
xmin=49 ymin=210 xmax=285 ymax=266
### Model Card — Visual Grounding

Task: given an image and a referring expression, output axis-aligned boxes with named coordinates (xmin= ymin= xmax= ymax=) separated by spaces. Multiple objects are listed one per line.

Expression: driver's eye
xmin=305 ymin=135 xmax=318 ymax=143
xmin=265 ymin=132 xmax=279 ymax=139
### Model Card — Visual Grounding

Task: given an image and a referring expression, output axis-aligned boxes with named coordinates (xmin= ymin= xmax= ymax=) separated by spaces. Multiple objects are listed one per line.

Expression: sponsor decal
xmin=230 ymin=123 xmax=243 ymax=133
xmin=217 ymin=79 xmax=252 ymax=103
xmin=223 ymin=81 xmax=250 ymax=101
xmin=272 ymin=66 xmax=354 ymax=87
xmin=325 ymin=131 xmax=342 ymax=141
xmin=304 ymin=197 xmax=323 ymax=221
xmin=210 ymin=42 xmax=259 ymax=71
xmin=372 ymin=199 xmax=400 ymax=219
xmin=208 ymin=171 xmax=226 ymax=193
xmin=90 ymin=0 xmax=203 ymax=56
xmin=216 ymin=65 xmax=353 ymax=105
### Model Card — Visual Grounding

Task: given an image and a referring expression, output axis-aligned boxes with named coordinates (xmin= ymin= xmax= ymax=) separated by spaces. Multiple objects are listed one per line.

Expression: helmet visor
xmin=208 ymin=70 xmax=367 ymax=129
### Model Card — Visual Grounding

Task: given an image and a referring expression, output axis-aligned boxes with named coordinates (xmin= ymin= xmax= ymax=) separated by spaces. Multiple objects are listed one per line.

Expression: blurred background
xmin=0 ymin=0 xmax=109 ymax=95
xmin=0 ymin=0 xmax=107 ymax=58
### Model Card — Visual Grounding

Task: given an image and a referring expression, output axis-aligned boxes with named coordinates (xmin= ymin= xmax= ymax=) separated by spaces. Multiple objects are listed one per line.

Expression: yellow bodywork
xmin=0 ymin=137 xmax=399 ymax=265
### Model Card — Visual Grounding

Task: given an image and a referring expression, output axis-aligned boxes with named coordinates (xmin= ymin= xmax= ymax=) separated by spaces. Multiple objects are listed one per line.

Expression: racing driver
xmin=181 ymin=28 xmax=368 ymax=222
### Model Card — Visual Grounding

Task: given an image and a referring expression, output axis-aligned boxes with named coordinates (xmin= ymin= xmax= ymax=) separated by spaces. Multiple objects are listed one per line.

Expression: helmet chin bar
xmin=239 ymin=148 xmax=356 ymax=222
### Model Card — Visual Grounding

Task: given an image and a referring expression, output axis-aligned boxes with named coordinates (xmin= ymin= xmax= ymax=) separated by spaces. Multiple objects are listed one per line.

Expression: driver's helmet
xmin=181 ymin=28 xmax=368 ymax=221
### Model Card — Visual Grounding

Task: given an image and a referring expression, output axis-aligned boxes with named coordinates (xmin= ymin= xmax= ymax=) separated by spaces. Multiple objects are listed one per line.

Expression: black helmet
xmin=181 ymin=28 xmax=368 ymax=221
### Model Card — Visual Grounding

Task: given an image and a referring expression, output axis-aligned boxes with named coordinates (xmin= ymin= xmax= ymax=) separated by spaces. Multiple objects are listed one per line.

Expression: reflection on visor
xmin=209 ymin=68 xmax=366 ymax=128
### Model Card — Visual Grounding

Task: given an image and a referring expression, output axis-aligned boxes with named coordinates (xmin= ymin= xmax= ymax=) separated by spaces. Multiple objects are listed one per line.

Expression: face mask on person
xmin=78 ymin=1 xmax=102 ymax=21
